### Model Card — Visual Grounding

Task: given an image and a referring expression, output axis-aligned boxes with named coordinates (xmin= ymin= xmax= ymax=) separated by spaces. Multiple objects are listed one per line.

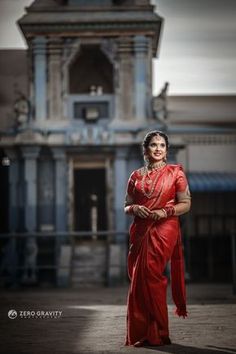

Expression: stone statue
xmin=158 ymin=82 xmax=169 ymax=101
xmin=14 ymin=91 xmax=30 ymax=128
xmin=153 ymin=82 xmax=169 ymax=124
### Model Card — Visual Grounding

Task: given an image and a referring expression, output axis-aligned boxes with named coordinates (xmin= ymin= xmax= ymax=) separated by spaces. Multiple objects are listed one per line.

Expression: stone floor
xmin=0 ymin=283 xmax=236 ymax=354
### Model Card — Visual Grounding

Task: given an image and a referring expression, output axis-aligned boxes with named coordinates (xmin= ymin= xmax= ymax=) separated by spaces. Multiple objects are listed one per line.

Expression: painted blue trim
xmin=188 ymin=172 xmax=236 ymax=192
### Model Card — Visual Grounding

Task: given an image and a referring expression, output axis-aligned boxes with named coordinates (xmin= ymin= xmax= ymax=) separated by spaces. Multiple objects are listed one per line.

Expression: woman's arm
xmin=150 ymin=199 xmax=191 ymax=220
xmin=125 ymin=199 xmax=191 ymax=220
xmin=174 ymin=199 xmax=191 ymax=216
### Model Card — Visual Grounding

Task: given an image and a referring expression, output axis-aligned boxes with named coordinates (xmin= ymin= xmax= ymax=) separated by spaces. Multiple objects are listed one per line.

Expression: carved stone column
xmin=114 ymin=37 xmax=133 ymax=122
xmin=114 ymin=147 xmax=128 ymax=240
xmin=109 ymin=147 xmax=129 ymax=285
xmin=4 ymin=148 xmax=20 ymax=285
xmin=22 ymin=147 xmax=40 ymax=232
xmin=48 ymin=38 xmax=63 ymax=120
xmin=134 ymin=35 xmax=149 ymax=123
xmin=5 ymin=149 xmax=20 ymax=232
xmin=52 ymin=148 xmax=67 ymax=232
xmin=52 ymin=148 xmax=68 ymax=286
xmin=32 ymin=36 xmax=47 ymax=123
xmin=21 ymin=146 xmax=40 ymax=283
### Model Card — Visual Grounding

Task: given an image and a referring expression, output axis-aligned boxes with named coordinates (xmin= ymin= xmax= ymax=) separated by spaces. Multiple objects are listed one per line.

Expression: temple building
xmin=0 ymin=0 xmax=236 ymax=287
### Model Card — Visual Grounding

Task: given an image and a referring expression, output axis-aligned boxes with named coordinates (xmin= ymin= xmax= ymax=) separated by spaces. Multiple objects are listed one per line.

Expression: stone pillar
xmin=22 ymin=147 xmax=40 ymax=232
xmin=33 ymin=36 xmax=47 ymax=122
xmin=52 ymin=148 xmax=68 ymax=286
xmin=134 ymin=35 xmax=149 ymax=123
xmin=48 ymin=38 xmax=62 ymax=120
xmin=114 ymin=148 xmax=128 ymax=240
xmin=127 ymin=147 xmax=141 ymax=177
xmin=5 ymin=149 xmax=19 ymax=232
xmin=38 ymin=157 xmax=54 ymax=231
xmin=109 ymin=148 xmax=128 ymax=285
xmin=4 ymin=149 xmax=19 ymax=286
xmin=52 ymin=148 xmax=67 ymax=232
xmin=21 ymin=146 xmax=40 ymax=283
xmin=114 ymin=37 xmax=133 ymax=122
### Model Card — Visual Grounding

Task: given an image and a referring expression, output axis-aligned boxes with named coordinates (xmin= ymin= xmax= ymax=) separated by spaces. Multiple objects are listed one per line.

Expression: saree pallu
xmin=125 ymin=164 xmax=189 ymax=346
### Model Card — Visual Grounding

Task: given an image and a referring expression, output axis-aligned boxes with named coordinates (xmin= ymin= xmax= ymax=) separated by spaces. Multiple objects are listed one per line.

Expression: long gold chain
xmin=141 ymin=162 xmax=166 ymax=198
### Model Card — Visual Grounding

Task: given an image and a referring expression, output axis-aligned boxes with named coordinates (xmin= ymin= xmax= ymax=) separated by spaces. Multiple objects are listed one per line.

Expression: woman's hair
xmin=142 ymin=130 xmax=169 ymax=155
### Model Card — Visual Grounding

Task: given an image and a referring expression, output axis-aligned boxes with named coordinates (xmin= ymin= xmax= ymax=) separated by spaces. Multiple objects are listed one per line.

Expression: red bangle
xmin=127 ymin=205 xmax=139 ymax=215
xmin=127 ymin=205 xmax=136 ymax=214
xmin=163 ymin=206 xmax=175 ymax=217
xmin=128 ymin=205 xmax=134 ymax=214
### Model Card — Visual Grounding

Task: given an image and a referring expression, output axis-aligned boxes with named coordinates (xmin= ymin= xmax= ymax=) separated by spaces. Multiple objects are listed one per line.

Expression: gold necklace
xmin=147 ymin=161 xmax=166 ymax=171
xmin=141 ymin=162 xmax=166 ymax=198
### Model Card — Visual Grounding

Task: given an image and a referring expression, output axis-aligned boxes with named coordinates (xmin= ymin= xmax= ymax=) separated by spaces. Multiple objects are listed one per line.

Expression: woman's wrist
xmin=162 ymin=206 xmax=176 ymax=217
xmin=125 ymin=204 xmax=139 ymax=215
xmin=161 ymin=208 xmax=168 ymax=218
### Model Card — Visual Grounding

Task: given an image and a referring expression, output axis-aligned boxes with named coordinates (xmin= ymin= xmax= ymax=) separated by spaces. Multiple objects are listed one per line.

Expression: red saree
xmin=125 ymin=164 xmax=190 ymax=346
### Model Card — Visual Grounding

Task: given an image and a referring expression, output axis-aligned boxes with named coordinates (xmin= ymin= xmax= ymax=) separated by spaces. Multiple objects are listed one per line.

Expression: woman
xmin=124 ymin=130 xmax=191 ymax=347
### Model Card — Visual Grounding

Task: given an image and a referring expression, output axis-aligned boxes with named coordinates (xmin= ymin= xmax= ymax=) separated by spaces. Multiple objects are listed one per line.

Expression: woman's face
xmin=145 ymin=135 xmax=167 ymax=163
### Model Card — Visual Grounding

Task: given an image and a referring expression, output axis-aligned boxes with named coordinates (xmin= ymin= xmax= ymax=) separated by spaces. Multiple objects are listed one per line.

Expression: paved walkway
xmin=0 ymin=284 xmax=236 ymax=354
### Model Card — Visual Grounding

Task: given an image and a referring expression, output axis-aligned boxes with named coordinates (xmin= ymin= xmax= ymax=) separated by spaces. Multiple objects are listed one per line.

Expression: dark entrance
xmin=0 ymin=151 xmax=9 ymax=233
xmin=74 ymin=168 xmax=107 ymax=231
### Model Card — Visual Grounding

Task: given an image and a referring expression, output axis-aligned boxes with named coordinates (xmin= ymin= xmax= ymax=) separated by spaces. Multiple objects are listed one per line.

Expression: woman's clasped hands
xmin=133 ymin=205 xmax=166 ymax=220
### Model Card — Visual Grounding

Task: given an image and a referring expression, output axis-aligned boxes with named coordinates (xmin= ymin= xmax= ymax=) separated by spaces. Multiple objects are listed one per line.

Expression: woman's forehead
xmin=149 ymin=135 xmax=165 ymax=143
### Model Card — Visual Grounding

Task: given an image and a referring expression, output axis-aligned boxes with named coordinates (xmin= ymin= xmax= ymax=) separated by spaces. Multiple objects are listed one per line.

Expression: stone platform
xmin=0 ymin=283 xmax=236 ymax=354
